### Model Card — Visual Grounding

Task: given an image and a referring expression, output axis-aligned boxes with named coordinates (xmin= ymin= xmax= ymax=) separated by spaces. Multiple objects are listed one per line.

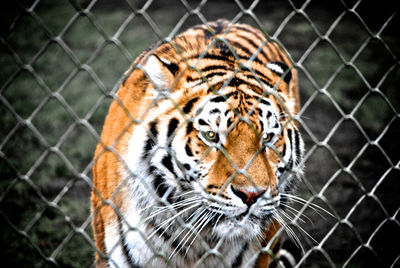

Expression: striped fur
xmin=91 ymin=20 xmax=303 ymax=268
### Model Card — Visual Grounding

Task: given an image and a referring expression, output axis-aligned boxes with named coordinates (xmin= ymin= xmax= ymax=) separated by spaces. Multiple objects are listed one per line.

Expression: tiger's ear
xmin=266 ymin=61 xmax=292 ymax=84
xmin=143 ymin=55 xmax=179 ymax=90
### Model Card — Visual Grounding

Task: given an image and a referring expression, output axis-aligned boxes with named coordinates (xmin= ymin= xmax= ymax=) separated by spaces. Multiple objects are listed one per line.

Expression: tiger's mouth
xmin=204 ymin=193 xmax=281 ymax=225
xmin=206 ymin=206 xmax=279 ymax=240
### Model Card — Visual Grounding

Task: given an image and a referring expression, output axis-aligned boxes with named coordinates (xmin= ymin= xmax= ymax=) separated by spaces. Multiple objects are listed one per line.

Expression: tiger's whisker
xmin=153 ymin=196 xmax=202 ymax=210
xmin=273 ymin=212 xmax=304 ymax=254
xmin=280 ymin=203 xmax=311 ymax=224
xmin=173 ymin=190 xmax=197 ymax=198
xmin=147 ymin=203 xmax=201 ymax=240
xmin=168 ymin=209 xmax=208 ymax=260
xmin=278 ymin=209 xmax=319 ymax=246
xmin=179 ymin=210 xmax=212 ymax=257
xmin=144 ymin=199 xmax=202 ymax=223
xmin=185 ymin=211 xmax=214 ymax=255
xmin=281 ymin=193 xmax=334 ymax=218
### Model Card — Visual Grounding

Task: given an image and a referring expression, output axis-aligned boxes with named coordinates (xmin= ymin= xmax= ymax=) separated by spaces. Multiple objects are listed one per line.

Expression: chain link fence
xmin=1 ymin=0 xmax=399 ymax=267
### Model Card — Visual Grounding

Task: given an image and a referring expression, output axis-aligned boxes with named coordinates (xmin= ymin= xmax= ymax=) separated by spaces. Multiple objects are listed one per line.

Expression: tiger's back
xmin=92 ymin=20 xmax=302 ymax=268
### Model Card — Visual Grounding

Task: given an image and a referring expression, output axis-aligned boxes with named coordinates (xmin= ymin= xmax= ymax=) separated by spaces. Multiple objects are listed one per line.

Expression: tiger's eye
xmin=262 ymin=132 xmax=273 ymax=143
xmin=203 ymin=131 xmax=219 ymax=143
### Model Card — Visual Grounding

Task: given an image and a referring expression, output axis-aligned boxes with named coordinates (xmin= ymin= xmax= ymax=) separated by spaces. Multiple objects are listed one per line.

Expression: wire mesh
xmin=1 ymin=0 xmax=399 ymax=267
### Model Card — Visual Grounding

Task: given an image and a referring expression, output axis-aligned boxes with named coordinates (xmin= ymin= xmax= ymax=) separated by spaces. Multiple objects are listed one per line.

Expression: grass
xmin=1 ymin=0 xmax=398 ymax=267
xmin=0 ymin=1 xmax=182 ymax=266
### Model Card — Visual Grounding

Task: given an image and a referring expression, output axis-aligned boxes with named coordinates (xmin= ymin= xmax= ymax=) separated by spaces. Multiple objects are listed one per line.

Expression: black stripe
xmin=268 ymin=42 xmax=285 ymax=62
xmin=210 ymin=96 xmax=227 ymax=103
xmin=162 ymin=155 xmax=177 ymax=178
xmin=236 ymin=33 xmax=269 ymax=61
xmin=245 ymin=73 xmax=275 ymax=89
xmin=117 ymin=215 xmax=141 ymax=268
xmin=287 ymin=129 xmax=294 ymax=169
xmin=278 ymin=167 xmax=286 ymax=175
xmin=260 ymin=120 xmax=264 ymax=132
xmin=198 ymin=53 xmax=234 ymax=63
xmin=232 ymin=25 xmax=264 ymax=44
xmin=256 ymin=108 xmax=263 ymax=117
xmin=186 ymin=75 xmax=201 ymax=82
xmin=198 ymin=119 xmax=209 ymax=126
xmin=282 ymin=143 xmax=287 ymax=159
xmin=254 ymin=69 xmax=273 ymax=83
xmin=228 ymin=78 xmax=243 ymax=87
xmin=190 ymin=52 xmax=266 ymax=67
xmin=142 ymin=120 xmax=158 ymax=159
xmin=205 ymin=71 xmax=227 ymax=80
xmin=155 ymin=54 xmax=179 ymax=76
xmin=202 ymin=65 xmax=228 ymax=73
xmin=246 ymin=100 xmax=254 ymax=106
xmin=185 ymin=139 xmax=194 ymax=157
xmin=238 ymin=68 xmax=276 ymax=89
xmin=198 ymin=52 xmax=268 ymax=68
xmin=186 ymin=122 xmax=193 ymax=135
xmin=157 ymin=42 xmax=173 ymax=55
xmin=167 ymin=118 xmax=179 ymax=138
xmin=183 ymin=97 xmax=199 ymax=114
xmin=227 ymin=77 xmax=266 ymax=93
xmin=230 ymin=40 xmax=254 ymax=57
xmin=260 ymin=99 xmax=271 ymax=106
xmin=227 ymin=117 xmax=233 ymax=128
xmin=232 ymin=242 xmax=248 ymax=268
xmin=150 ymin=165 xmax=170 ymax=198
xmin=210 ymin=108 xmax=220 ymax=114
xmin=293 ymin=129 xmax=301 ymax=163
xmin=186 ymin=121 xmax=193 ymax=134
xmin=267 ymin=61 xmax=292 ymax=84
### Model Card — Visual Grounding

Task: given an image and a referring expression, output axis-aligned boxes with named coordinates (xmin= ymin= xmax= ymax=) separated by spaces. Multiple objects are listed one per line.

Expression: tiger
xmin=91 ymin=19 xmax=304 ymax=268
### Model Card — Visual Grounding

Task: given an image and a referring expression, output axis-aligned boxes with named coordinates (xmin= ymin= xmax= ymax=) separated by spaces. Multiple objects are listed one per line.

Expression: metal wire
xmin=1 ymin=0 xmax=399 ymax=267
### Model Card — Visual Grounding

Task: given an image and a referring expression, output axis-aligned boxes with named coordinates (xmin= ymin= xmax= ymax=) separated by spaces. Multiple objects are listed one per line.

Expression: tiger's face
xmin=126 ymin=56 xmax=303 ymax=241
xmin=190 ymin=94 xmax=286 ymax=239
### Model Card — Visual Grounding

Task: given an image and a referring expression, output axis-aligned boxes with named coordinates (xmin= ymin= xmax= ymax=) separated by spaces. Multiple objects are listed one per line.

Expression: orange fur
xmin=91 ymin=20 xmax=299 ymax=267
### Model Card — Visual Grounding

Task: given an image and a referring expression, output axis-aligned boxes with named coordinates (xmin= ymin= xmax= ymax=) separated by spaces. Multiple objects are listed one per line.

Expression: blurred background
xmin=1 ymin=0 xmax=399 ymax=267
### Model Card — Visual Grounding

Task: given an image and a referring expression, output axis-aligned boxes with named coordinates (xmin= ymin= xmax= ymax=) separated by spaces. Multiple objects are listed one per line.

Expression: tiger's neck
xmin=102 ymin=191 xmax=280 ymax=268
xmin=96 ymin=132 xmax=282 ymax=268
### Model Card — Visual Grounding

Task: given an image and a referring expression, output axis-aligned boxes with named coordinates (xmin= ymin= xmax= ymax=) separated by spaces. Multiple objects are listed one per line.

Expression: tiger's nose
xmin=231 ymin=186 xmax=266 ymax=207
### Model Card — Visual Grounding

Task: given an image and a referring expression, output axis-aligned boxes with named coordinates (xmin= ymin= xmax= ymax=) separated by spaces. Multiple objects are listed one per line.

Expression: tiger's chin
xmin=211 ymin=212 xmax=275 ymax=242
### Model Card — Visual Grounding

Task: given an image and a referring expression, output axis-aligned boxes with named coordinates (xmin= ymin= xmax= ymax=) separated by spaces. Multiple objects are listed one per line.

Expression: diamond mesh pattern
xmin=1 ymin=0 xmax=399 ymax=267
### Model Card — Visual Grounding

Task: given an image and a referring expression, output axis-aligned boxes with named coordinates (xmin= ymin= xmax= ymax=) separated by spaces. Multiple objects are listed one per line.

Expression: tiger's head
xmin=124 ymin=39 xmax=303 ymax=242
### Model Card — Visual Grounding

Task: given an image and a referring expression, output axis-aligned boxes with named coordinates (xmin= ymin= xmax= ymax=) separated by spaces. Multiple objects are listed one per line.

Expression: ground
xmin=0 ymin=0 xmax=399 ymax=267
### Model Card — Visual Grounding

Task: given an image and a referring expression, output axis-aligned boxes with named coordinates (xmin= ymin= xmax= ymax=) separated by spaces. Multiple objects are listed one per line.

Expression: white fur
xmin=266 ymin=62 xmax=284 ymax=75
xmin=144 ymin=55 xmax=169 ymax=90
xmin=104 ymin=223 xmax=128 ymax=268
xmin=103 ymin=85 xmax=302 ymax=267
xmin=279 ymin=249 xmax=297 ymax=267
